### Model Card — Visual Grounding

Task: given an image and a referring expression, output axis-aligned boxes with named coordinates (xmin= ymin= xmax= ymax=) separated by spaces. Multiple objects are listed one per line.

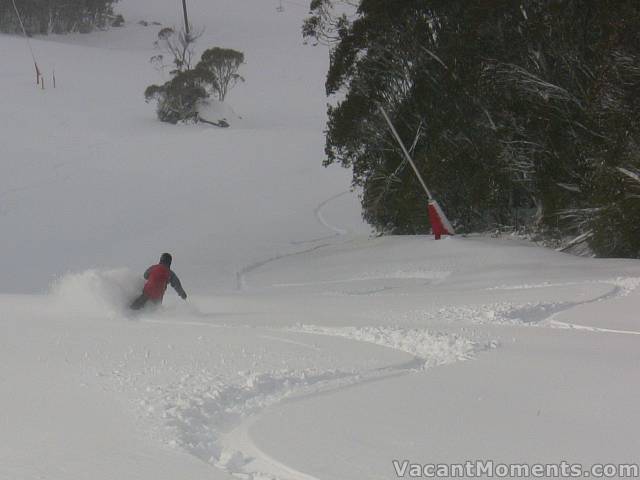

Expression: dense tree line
xmin=305 ymin=0 xmax=640 ymax=257
xmin=0 ymin=0 xmax=119 ymax=34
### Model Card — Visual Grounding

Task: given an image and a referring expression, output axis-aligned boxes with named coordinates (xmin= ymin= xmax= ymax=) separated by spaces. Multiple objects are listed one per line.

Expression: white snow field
xmin=1 ymin=2 xmax=640 ymax=479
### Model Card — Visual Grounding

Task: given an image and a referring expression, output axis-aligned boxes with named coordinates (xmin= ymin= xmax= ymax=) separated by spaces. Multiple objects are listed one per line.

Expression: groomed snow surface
xmin=2 ymin=1 xmax=640 ymax=479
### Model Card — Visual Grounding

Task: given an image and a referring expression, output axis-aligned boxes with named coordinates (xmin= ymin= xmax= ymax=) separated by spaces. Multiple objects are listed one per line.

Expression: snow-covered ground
xmin=1 ymin=2 xmax=640 ymax=479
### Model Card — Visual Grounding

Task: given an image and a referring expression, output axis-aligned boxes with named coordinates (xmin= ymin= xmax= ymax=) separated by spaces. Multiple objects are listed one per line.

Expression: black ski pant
xmin=130 ymin=294 xmax=161 ymax=311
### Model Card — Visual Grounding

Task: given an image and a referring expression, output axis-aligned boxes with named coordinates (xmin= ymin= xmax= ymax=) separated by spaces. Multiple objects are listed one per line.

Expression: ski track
xmin=511 ymin=277 xmax=640 ymax=334
xmin=547 ymin=320 xmax=640 ymax=336
xmin=235 ymin=243 xmax=332 ymax=291
xmin=272 ymin=270 xmax=450 ymax=288
xmin=258 ymin=334 xmax=323 ymax=351
xmin=223 ymin=415 xmax=323 ymax=480
xmin=122 ymin=275 xmax=640 ymax=480
xmin=235 ymin=190 xmax=353 ymax=291
xmin=134 ymin=348 xmax=431 ymax=479
xmin=124 ymin=316 xmax=491 ymax=480
xmin=162 ymin=345 xmax=474 ymax=480
xmin=211 ymin=276 xmax=640 ymax=479
xmin=73 ymin=267 xmax=640 ymax=480
xmin=313 ymin=190 xmax=350 ymax=236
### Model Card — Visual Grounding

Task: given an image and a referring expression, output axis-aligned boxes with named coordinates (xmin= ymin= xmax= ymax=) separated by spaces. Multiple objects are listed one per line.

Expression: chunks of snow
xmin=290 ymin=325 xmax=490 ymax=368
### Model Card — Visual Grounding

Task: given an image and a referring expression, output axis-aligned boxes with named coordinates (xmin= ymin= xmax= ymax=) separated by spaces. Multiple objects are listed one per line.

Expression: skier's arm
xmin=170 ymin=271 xmax=187 ymax=299
xmin=144 ymin=267 xmax=152 ymax=279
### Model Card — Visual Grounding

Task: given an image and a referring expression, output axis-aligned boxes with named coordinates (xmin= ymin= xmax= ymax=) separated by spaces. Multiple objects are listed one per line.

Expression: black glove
xmin=181 ymin=292 xmax=188 ymax=300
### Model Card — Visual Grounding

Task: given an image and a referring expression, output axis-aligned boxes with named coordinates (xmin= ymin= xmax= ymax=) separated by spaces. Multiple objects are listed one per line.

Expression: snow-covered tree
xmin=307 ymin=0 xmax=640 ymax=256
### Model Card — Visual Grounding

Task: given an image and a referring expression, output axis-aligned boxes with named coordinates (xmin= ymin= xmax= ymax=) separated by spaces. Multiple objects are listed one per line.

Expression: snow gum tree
xmin=145 ymin=70 xmax=209 ymax=124
xmin=145 ymin=29 xmax=245 ymax=125
xmin=150 ymin=27 xmax=202 ymax=74
xmin=196 ymin=48 xmax=245 ymax=102
xmin=306 ymin=0 xmax=640 ymax=256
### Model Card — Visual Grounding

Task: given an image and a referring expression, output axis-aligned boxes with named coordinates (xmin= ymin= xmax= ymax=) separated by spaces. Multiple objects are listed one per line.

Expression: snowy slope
xmin=2 ymin=1 xmax=640 ymax=480
xmin=1 ymin=0 xmax=368 ymax=294
xmin=2 ymin=235 xmax=640 ymax=480
xmin=240 ymin=237 xmax=640 ymax=479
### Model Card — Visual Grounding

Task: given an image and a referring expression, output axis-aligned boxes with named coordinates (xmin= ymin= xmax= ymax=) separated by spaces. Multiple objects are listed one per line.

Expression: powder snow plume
xmin=48 ymin=268 xmax=143 ymax=317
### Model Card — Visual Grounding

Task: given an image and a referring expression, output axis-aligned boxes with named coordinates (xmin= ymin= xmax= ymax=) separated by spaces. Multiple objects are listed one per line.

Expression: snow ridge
xmin=290 ymin=325 xmax=492 ymax=368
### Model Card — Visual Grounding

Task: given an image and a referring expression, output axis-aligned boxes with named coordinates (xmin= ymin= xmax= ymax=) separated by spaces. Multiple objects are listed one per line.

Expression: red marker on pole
xmin=379 ymin=105 xmax=455 ymax=239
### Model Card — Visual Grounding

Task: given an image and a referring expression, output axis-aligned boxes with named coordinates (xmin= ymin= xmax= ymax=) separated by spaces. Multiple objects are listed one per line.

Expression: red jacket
xmin=142 ymin=263 xmax=187 ymax=301
xmin=143 ymin=264 xmax=173 ymax=300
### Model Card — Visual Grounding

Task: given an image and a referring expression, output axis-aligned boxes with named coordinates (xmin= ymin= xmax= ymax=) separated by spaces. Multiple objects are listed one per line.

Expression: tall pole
xmin=11 ymin=0 xmax=41 ymax=86
xmin=378 ymin=105 xmax=433 ymax=201
xmin=181 ymin=0 xmax=190 ymax=37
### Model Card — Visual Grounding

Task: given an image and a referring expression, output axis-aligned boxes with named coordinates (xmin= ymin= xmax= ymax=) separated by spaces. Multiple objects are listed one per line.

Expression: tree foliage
xmin=150 ymin=27 xmax=203 ymax=75
xmin=197 ymin=48 xmax=244 ymax=101
xmin=0 ymin=0 xmax=119 ymax=34
xmin=306 ymin=0 xmax=640 ymax=256
xmin=145 ymin=69 xmax=209 ymax=124
xmin=145 ymin=32 xmax=245 ymax=124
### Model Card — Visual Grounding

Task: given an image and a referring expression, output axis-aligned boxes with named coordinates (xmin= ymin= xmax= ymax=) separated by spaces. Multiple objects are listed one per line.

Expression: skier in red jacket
xmin=130 ymin=253 xmax=187 ymax=310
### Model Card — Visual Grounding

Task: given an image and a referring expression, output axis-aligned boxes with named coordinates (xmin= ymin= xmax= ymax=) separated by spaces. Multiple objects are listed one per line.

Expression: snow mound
xmin=198 ymin=99 xmax=243 ymax=127
xmin=49 ymin=268 xmax=143 ymax=317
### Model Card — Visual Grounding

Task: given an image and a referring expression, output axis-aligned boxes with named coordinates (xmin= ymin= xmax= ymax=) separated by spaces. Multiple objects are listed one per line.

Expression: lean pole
xmin=378 ymin=105 xmax=433 ymax=201
xmin=182 ymin=0 xmax=190 ymax=36
xmin=10 ymin=0 xmax=40 ymax=85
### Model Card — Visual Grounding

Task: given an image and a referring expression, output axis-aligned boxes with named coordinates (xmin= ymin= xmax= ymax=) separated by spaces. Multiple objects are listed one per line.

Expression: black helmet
xmin=160 ymin=252 xmax=172 ymax=266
